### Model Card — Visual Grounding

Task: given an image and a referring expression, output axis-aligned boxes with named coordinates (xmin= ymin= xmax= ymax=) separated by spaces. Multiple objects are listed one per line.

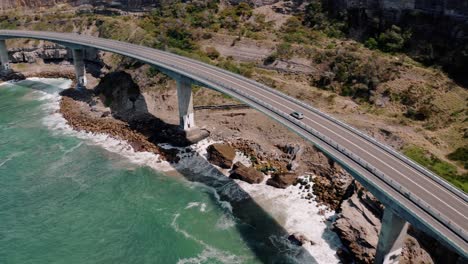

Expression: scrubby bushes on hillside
xmin=448 ymin=147 xmax=468 ymax=169
xmin=365 ymin=25 xmax=411 ymax=53
xmin=312 ymin=47 xmax=400 ymax=101
xmin=404 ymin=146 xmax=467 ymax=192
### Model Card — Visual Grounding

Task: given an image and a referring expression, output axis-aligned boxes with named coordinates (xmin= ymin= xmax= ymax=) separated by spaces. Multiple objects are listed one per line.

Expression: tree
xmin=377 ymin=25 xmax=411 ymax=52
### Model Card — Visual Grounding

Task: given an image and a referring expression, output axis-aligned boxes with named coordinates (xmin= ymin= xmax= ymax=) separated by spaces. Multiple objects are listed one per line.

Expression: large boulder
xmin=230 ymin=162 xmax=264 ymax=184
xmin=333 ymin=192 xmax=381 ymax=263
xmin=400 ymin=237 xmax=433 ymax=264
xmin=207 ymin=143 xmax=236 ymax=169
xmin=266 ymin=172 xmax=298 ymax=188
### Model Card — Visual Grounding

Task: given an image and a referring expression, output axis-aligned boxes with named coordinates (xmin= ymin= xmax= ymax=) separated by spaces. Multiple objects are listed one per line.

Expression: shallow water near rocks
xmin=0 ymin=78 xmax=340 ymax=263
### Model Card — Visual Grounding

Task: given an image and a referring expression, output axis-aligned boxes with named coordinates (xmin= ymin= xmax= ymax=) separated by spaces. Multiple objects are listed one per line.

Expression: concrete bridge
xmin=0 ymin=30 xmax=466 ymax=263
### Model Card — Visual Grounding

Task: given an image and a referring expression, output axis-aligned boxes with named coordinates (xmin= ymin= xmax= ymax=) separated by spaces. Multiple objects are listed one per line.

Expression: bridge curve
xmin=0 ymin=30 xmax=467 ymax=260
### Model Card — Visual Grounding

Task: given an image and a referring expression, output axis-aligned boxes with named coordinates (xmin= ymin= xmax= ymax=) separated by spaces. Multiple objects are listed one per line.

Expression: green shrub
xmin=146 ymin=67 xmax=160 ymax=78
xmin=217 ymin=59 xmax=254 ymax=77
xmin=276 ymin=42 xmax=293 ymax=59
xmin=448 ymin=147 xmax=468 ymax=162
xmin=364 ymin=37 xmax=379 ymax=50
xmin=377 ymin=25 xmax=411 ymax=53
xmin=403 ymin=146 xmax=467 ymax=192
xmin=448 ymin=147 xmax=468 ymax=169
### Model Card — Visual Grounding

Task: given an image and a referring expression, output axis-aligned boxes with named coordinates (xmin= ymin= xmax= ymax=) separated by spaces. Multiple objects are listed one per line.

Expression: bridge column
xmin=375 ymin=208 xmax=409 ymax=264
xmin=176 ymin=77 xmax=195 ymax=130
xmin=72 ymin=49 xmax=87 ymax=89
xmin=0 ymin=39 xmax=11 ymax=72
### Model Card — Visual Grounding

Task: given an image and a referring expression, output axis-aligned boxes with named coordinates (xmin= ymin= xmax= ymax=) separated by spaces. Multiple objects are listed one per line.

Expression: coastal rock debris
xmin=207 ymin=143 xmax=236 ymax=169
xmin=230 ymin=161 xmax=265 ymax=184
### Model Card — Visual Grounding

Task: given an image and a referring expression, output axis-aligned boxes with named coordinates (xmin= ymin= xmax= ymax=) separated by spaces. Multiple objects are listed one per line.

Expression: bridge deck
xmin=1 ymin=30 xmax=466 ymax=258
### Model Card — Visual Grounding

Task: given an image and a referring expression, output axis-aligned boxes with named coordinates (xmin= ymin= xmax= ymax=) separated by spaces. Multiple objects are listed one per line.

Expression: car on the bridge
xmin=290 ymin=111 xmax=304 ymax=119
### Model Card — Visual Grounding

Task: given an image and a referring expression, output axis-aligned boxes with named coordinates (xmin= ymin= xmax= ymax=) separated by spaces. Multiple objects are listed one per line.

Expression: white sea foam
xmin=32 ymin=77 xmax=342 ymax=263
xmin=185 ymin=202 xmax=207 ymax=212
xmin=178 ymin=139 xmax=343 ymax=263
xmin=177 ymin=247 xmax=244 ymax=264
xmin=172 ymin=213 xmax=245 ymax=264
xmin=215 ymin=213 xmax=236 ymax=230
xmin=35 ymin=81 xmax=175 ymax=173
xmin=188 ymin=181 xmax=234 ymax=213
xmin=0 ymin=150 xmax=24 ymax=168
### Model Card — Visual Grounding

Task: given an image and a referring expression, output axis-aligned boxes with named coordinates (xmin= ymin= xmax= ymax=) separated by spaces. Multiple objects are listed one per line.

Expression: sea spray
xmin=3 ymin=78 xmax=269 ymax=264
xmin=34 ymin=77 xmax=343 ymax=263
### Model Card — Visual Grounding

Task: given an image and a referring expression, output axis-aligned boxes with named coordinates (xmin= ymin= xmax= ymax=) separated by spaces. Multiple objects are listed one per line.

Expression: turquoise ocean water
xmin=0 ymin=79 xmax=321 ymax=264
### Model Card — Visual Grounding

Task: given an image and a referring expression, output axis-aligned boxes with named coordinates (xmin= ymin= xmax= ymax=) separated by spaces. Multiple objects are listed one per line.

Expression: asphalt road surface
xmin=1 ymin=30 xmax=466 ymax=257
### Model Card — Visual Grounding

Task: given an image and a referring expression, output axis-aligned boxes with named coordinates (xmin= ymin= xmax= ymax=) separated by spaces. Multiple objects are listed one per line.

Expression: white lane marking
xmin=88 ymin=40 xmax=465 ymax=200
xmin=15 ymin=33 xmax=468 ymax=218
xmin=121 ymin=46 xmax=468 ymax=218
xmin=89 ymin=39 xmax=467 ymax=213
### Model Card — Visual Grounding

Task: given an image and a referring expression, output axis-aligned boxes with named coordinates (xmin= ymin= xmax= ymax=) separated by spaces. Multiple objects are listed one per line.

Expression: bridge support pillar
xmin=72 ymin=49 xmax=87 ymax=89
xmin=176 ymin=77 xmax=195 ymax=130
xmin=0 ymin=39 xmax=11 ymax=72
xmin=375 ymin=208 xmax=409 ymax=264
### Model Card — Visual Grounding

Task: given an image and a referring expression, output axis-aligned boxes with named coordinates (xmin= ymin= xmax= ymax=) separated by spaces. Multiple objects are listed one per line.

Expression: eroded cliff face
xmin=0 ymin=0 xmax=303 ymax=10
xmin=0 ymin=0 xmax=68 ymax=9
xmin=324 ymin=0 xmax=468 ymax=86
xmin=0 ymin=0 xmax=159 ymax=10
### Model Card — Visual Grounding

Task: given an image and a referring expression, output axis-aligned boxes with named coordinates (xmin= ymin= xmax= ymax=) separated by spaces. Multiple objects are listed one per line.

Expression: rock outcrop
xmin=325 ymin=0 xmax=468 ymax=86
xmin=0 ymin=0 xmax=159 ymax=10
xmin=9 ymin=46 xmax=99 ymax=64
xmin=0 ymin=70 xmax=25 ymax=82
xmin=230 ymin=162 xmax=265 ymax=183
xmin=207 ymin=143 xmax=236 ymax=169
xmin=266 ymin=172 xmax=298 ymax=188
xmin=59 ymin=88 xmax=168 ymax=158
xmin=333 ymin=186 xmax=382 ymax=263
xmin=94 ymin=71 xmax=147 ymax=118
xmin=311 ymin=159 xmax=354 ymax=210
xmin=400 ymin=237 xmax=434 ymax=264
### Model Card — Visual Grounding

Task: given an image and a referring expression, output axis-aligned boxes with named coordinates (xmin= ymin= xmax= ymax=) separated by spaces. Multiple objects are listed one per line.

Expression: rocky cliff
xmin=0 ymin=0 xmax=158 ymax=10
xmin=324 ymin=0 xmax=468 ymax=86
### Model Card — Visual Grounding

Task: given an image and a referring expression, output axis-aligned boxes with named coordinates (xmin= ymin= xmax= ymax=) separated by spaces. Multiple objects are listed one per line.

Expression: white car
xmin=291 ymin=111 xmax=304 ymax=119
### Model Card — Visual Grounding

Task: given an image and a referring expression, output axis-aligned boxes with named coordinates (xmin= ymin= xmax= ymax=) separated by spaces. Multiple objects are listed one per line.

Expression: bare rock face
xmin=230 ymin=162 xmax=264 ymax=183
xmin=94 ymin=71 xmax=147 ymax=119
xmin=207 ymin=143 xmax=236 ymax=169
xmin=9 ymin=46 xmax=99 ymax=64
xmin=311 ymin=158 xmax=354 ymax=210
xmin=333 ymin=190 xmax=382 ymax=263
xmin=266 ymin=172 xmax=298 ymax=188
xmin=0 ymin=71 xmax=25 ymax=82
xmin=400 ymin=237 xmax=434 ymax=264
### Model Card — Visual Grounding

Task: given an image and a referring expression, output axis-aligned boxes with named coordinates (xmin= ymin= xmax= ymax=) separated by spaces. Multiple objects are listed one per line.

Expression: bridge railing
xmin=227 ymin=87 xmax=468 ymax=243
xmin=160 ymin=47 xmax=468 ymax=203
xmin=170 ymin=59 xmax=467 ymax=242
xmin=0 ymin=30 xmax=466 ymax=243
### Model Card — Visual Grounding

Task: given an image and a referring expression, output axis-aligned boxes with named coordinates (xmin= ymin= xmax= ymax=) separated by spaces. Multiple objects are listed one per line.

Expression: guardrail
xmin=1 ymin=30 xmax=466 ymax=243
xmin=123 ymin=42 xmax=467 ymax=242
xmin=163 ymin=45 xmax=468 ymax=202
xmin=194 ymin=104 xmax=249 ymax=110
xmin=223 ymin=82 xmax=468 ymax=243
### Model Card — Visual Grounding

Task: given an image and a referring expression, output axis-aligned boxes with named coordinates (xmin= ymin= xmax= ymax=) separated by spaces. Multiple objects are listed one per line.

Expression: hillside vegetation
xmin=1 ymin=1 xmax=467 ymax=191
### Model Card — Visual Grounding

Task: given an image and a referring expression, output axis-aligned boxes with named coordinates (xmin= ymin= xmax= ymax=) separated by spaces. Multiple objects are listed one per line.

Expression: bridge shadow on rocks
xmin=32 ymin=75 xmax=323 ymax=263
xmin=91 ymin=73 xmax=323 ymax=263
xmin=171 ymin=151 xmax=320 ymax=264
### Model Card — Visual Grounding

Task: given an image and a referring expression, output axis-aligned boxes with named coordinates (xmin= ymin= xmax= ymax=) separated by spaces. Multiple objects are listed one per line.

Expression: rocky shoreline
xmin=14 ymin=70 xmax=455 ymax=263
